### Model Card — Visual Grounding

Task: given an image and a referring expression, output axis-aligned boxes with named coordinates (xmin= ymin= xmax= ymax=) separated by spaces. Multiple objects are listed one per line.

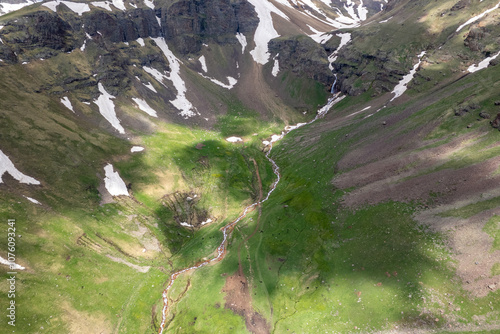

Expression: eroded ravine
xmin=158 ymin=94 xmax=344 ymax=334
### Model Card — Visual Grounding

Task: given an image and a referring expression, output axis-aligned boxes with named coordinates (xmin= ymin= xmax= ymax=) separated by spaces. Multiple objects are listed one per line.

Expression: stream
xmin=157 ymin=93 xmax=344 ymax=334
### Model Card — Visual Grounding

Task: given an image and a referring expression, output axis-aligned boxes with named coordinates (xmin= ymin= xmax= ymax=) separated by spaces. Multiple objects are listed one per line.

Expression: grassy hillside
xmin=1 ymin=0 xmax=500 ymax=333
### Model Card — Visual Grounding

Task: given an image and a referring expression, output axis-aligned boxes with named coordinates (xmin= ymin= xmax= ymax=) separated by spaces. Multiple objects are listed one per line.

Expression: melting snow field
xmin=390 ymin=51 xmax=426 ymax=102
xmin=0 ymin=0 xmax=37 ymax=15
xmin=226 ymin=137 xmax=243 ymax=143
xmin=456 ymin=1 xmax=500 ymax=32
xmin=131 ymin=146 xmax=144 ymax=153
xmin=152 ymin=37 xmax=197 ymax=118
xmin=24 ymin=195 xmax=41 ymax=205
xmin=199 ymin=55 xmax=208 ymax=72
xmin=468 ymin=50 xmax=500 ymax=73
xmin=43 ymin=1 xmax=91 ymax=15
xmin=91 ymin=1 xmax=112 ymax=11
xmin=136 ymin=38 xmax=145 ymax=47
xmin=0 ymin=149 xmax=40 ymax=185
xmin=236 ymin=33 xmax=247 ymax=54
xmin=94 ymin=83 xmax=125 ymax=134
xmin=132 ymin=97 xmax=158 ymax=117
xmin=60 ymin=96 xmax=74 ymax=112
xmin=307 ymin=25 xmax=333 ymax=44
xmin=204 ymin=76 xmax=238 ymax=89
xmin=272 ymin=54 xmax=279 ymax=77
xmin=246 ymin=0 xmax=288 ymax=64
xmin=103 ymin=163 xmax=129 ymax=196
xmin=328 ymin=33 xmax=352 ymax=70
xmin=0 ymin=256 xmax=25 ymax=270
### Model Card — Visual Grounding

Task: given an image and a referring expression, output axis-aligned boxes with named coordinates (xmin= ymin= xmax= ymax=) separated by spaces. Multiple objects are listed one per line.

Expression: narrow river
xmin=158 ymin=93 xmax=344 ymax=334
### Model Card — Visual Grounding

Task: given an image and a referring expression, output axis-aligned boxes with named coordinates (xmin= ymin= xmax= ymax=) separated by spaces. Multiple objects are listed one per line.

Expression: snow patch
xmin=94 ymin=83 xmax=125 ymax=134
xmin=246 ymin=0 xmax=288 ymax=64
xmin=91 ymin=1 xmax=112 ymax=11
xmin=180 ymin=222 xmax=193 ymax=227
xmin=272 ymin=53 xmax=279 ymax=77
xmin=0 ymin=256 xmax=25 ymax=270
xmin=24 ymin=196 xmax=41 ymax=205
xmin=347 ymin=106 xmax=371 ymax=117
xmin=111 ymin=0 xmax=126 ymax=10
xmin=103 ymin=163 xmax=129 ymax=196
xmin=203 ymin=76 xmax=238 ymax=89
xmin=226 ymin=136 xmax=243 ymax=143
xmin=199 ymin=55 xmax=208 ymax=72
xmin=307 ymin=25 xmax=333 ymax=44
xmin=0 ymin=1 xmax=37 ymax=15
xmin=236 ymin=32 xmax=247 ymax=54
xmin=61 ymin=96 xmax=74 ymax=112
xmin=136 ymin=37 xmax=145 ymax=47
xmin=201 ymin=218 xmax=212 ymax=226
xmin=132 ymin=97 xmax=158 ymax=117
xmin=131 ymin=146 xmax=144 ymax=152
xmin=43 ymin=1 xmax=90 ymax=15
xmin=328 ymin=33 xmax=352 ymax=70
xmin=467 ymin=50 xmax=500 ymax=73
xmin=151 ymin=37 xmax=197 ymax=118
xmin=144 ymin=0 xmax=154 ymax=9
xmin=379 ymin=16 xmax=393 ymax=23
xmin=0 ymin=149 xmax=40 ymax=185
xmin=143 ymin=81 xmax=157 ymax=93
xmin=456 ymin=1 xmax=500 ymax=32
xmin=390 ymin=51 xmax=426 ymax=102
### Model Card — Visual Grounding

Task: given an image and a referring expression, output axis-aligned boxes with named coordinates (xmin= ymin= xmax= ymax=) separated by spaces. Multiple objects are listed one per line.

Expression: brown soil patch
xmin=61 ymin=301 xmax=112 ymax=334
xmin=222 ymin=266 xmax=270 ymax=334
xmin=416 ymin=202 xmax=500 ymax=298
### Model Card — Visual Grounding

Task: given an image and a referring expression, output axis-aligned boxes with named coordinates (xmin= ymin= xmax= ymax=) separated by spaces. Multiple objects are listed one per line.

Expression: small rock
xmin=494 ymin=101 xmax=500 ymax=106
xmin=479 ymin=112 xmax=490 ymax=119
xmin=488 ymin=284 xmax=496 ymax=290
xmin=467 ymin=124 xmax=472 ymax=128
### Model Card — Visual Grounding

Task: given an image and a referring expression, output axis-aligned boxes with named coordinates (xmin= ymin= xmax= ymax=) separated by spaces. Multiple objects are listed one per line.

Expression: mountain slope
xmin=1 ymin=0 xmax=500 ymax=333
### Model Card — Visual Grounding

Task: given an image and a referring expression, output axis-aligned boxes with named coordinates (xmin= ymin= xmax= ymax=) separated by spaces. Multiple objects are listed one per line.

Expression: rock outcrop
xmin=269 ymin=35 xmax=335 ymax=87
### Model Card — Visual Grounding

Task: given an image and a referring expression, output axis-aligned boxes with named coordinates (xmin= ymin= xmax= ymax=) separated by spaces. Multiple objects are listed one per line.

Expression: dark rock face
xmin=162 ymin=0 xmax=258 ymax=54
xmin=332 ymin=47 xmax=407 ymax=96
xmin=269 ymin=36 xmax=335 ymax=87
xmin=83 ymin=9 xmax=161 ymax=43
xmin=4 ymin=11 xmax=74 ymax=53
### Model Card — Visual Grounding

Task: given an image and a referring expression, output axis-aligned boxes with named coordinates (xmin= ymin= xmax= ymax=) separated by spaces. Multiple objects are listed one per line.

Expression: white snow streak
xmin=390 ymin=51 xmax=426 ymax=101
xmin=0 ymin=256 xmax=25 ymax=270
xmin=94 ymin=83 xmax=125 ymax=134
xmin=307 ymin=25 xmax=333 ymax=44
xmin=131 ymin=146 xmax=145 ymax=152
xmin=24 ymin=196 xmax=41 ymax=205
xmin=328 ymin=33 xmax=352 ymax=70
xmin=103 ymin=163 xmax=129 ymax=196
xmin=111 ymin=0 xmax=126 ymax=10
xmin=152 ymin=37 xmax=197 ymax=118
xmin=0 ymin=150 xmax=40 ymax=185
xmin=456 ymin=1 xmax=500 ymax=32
xmin=143 ymin=0 xmax=154 ymax=9
xmin=226 ymin=137 xmax=243 ymax=143
xmin=143 ymin=81 xmax=157 ymax=92
xmin=61 ymin=96 xmax=74 ymax=112
xmin=468 ymin=50 xmax=500 ymax=73
xmin=132 ymin=97 xmax=158 ymax=117
xmin=236 ymin=32 xmax=247 ymax=54
xmin=246 ymin=0 xmax=288 ymax=64
xmin=0 ymin=1 xmax=37 ymax=15
xmin=91 ymin=1 xmax=112 ymax=11
xmin=136 ymin=37 xmax=145 ymax=47
xmin=199 ymin=55 xmax=208 ymax=72
xmin=43 ymin=1 xmax=90 ymax=15
xmin=272 ymin=53 xmax=279 ymax=77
